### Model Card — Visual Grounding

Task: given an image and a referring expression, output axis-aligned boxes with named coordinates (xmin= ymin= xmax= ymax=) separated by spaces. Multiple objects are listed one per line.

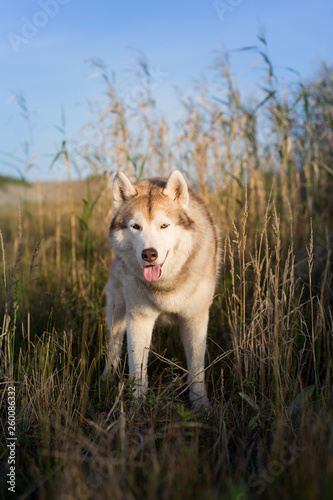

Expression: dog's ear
xmin=112 ymin=172 xmax=137 ymax=209
xmin=163 ymin=170 xmax=189 ymax=208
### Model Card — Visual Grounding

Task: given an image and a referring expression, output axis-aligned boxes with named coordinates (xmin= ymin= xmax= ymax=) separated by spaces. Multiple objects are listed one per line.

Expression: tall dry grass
xmin=0 ymin=43 xmax=332 ymax=499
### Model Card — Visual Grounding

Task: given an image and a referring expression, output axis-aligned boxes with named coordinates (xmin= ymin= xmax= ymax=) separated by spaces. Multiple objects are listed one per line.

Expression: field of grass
xmin=0 ymin=45 xmax=333 ymax=499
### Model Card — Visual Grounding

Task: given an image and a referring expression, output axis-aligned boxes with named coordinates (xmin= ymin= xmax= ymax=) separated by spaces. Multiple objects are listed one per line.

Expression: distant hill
xmin=0 ymin=175 xmax=31 ymax=190
xmin=0 ymin=178 xmax=103 ymax=207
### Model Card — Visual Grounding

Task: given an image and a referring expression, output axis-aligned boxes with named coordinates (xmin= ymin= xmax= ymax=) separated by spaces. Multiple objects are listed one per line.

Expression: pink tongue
xmin=143 ymin=265 xmax=161 ymax=282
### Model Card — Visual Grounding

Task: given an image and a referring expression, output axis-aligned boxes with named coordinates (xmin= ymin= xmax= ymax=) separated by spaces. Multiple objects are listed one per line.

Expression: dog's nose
xmin=142 ymin=248 xmax=158 ymax=263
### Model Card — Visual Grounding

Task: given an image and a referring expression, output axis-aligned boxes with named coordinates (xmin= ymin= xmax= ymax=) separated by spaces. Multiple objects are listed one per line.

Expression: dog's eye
xmin=131 ymin=223 xmax=141 ymax=230
xmin=160 ymin=223 xmax=170 ymax=229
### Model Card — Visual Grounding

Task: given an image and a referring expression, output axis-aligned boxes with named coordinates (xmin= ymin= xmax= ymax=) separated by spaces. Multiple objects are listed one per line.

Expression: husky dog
xmin=102 ymin=170 xmax=220 ymax=407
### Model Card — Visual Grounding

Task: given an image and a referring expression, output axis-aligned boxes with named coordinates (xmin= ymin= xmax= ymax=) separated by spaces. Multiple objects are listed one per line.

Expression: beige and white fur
xmin=102 ymin=170 xmax=220 ymax=408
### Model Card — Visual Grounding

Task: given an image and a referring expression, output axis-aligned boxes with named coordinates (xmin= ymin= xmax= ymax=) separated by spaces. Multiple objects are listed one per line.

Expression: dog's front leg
xmin=179 ymin=309 xmax=210 ymax=408
xmin=126 ymin=311 xmax=158 ymax=398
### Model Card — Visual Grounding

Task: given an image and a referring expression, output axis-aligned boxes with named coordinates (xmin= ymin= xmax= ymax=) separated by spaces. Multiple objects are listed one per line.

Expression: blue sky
xmin=0 ymin=0 xmax=332 ymax=181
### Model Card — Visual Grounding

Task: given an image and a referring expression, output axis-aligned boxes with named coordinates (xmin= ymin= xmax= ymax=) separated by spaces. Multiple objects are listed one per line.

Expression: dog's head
xmin=110 ymin=170 xmax=195 ymax=282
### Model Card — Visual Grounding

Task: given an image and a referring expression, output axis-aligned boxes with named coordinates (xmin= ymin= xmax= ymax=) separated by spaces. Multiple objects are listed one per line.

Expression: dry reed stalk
xmin=149 ymin=123 xmax=155 ymax=177
xmin=0 ymin=229 xmax=10 ymax=370
xmin=307 ymin=219 xmax=318 ymax=389
xmin=60 ymin=143 xmax=77 ymax=285
xmin=272 ymin=206 xmax=282 ymax=407
xmin=31 ymin=151 xmax=46 ymax=270
xmin=56 ymin=179 xmax=61 ymax=277
xmin=27 ymin=311 xmax=31 ymax=360
xmin=241 ymin=184 xmax=249 ymax=350
xmin=158 ymin=123 xmax=166 ymax=177
xmin=71 ymin=214 xmax=77 ymax=284
xmin=0 ymin=228 xmax=7 ymax=315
